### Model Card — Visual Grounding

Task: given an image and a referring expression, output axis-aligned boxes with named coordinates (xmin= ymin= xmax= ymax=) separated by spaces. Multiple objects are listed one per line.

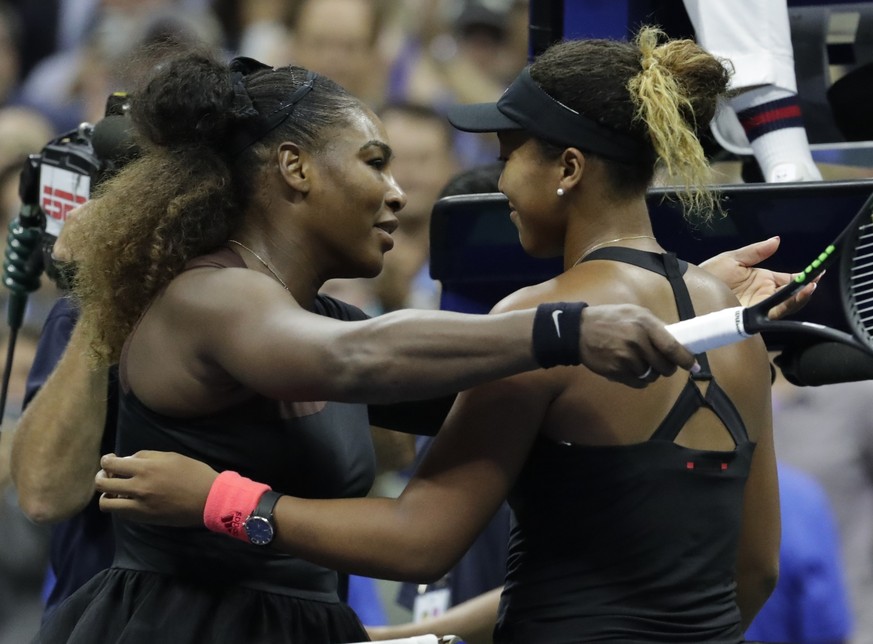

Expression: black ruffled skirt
xmin=34 ymin=567 xmax=370 ymax=643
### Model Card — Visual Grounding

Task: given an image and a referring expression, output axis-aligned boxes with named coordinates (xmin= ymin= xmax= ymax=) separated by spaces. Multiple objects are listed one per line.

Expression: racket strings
xmin=847 ymin=219 xmax=873 ymax=343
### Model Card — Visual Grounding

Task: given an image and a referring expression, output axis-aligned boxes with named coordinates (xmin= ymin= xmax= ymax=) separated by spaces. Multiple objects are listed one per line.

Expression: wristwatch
xmin=243 ymin=490 xmax=282 ymax=546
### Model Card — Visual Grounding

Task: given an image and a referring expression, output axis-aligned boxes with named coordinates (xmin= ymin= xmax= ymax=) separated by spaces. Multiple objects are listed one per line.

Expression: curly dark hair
xmin=66 ymin=45 xmax=361 ymax=364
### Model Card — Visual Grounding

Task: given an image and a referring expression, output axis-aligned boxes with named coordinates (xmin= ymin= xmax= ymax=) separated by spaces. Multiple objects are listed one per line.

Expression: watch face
xmin=244 ymin=516 xmax=274 ymax=546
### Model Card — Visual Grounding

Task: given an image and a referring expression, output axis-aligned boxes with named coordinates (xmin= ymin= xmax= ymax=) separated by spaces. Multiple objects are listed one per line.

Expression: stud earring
xmin=556 ymin=187 xmax=565 ymax=197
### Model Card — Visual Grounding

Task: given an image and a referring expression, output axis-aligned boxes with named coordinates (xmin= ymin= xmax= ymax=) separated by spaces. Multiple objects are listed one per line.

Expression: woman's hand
xmin=96 ymin=451 xmax=218 ymax=526
xmin=579 ymin=304 xmax=699 ymax=388
xmin=700 ymin=236 xmax=818 ymax=320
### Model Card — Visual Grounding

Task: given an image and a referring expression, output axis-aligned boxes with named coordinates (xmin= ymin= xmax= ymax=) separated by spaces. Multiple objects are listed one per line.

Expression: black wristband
xmin=532 ymin=301 xmax=588 ymax=368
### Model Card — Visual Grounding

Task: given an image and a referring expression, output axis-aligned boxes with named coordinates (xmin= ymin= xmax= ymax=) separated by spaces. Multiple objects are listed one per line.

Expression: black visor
xmin=447 ymin=67 xmax=645 ymax=163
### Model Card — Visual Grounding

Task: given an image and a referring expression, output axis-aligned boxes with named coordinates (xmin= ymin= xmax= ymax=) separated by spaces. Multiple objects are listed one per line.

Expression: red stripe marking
xmin=741 ymin=105 xmax=802 ymax=128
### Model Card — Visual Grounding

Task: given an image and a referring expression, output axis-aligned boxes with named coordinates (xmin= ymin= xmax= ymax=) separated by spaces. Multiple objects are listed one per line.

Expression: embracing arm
xmin=211 ymin=237 xmax=810 ymax=405
xmin=97 ymin=366 xmax=549 ymax=579
xmin=270 ymin=374 xmax=544 ymax=580
xmin=12 ymin=322 xmax=109 ymax=523
xmin=184 ymin=270 xmax=695 ymax=404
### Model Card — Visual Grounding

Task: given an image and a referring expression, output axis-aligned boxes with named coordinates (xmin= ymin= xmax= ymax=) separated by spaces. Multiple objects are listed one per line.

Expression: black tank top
xmin=494 ymin=248 xmax=753 ymax=643
xmin=112 ymin=247 xmax=377 ymax=601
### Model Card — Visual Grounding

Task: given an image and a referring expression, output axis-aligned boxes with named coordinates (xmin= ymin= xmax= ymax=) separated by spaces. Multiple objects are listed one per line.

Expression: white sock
xmin=731 ymin=87 xmax=822 ymax=182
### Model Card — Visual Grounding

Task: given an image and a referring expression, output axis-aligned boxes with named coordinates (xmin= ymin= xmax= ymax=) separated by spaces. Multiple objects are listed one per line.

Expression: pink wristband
xmin=203 ymin=470 xmax=271 ymax=542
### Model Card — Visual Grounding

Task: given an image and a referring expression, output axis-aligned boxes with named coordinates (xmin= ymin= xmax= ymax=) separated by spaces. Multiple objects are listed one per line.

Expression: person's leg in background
xmin=683 ymin=0 xmax=822 ymax=182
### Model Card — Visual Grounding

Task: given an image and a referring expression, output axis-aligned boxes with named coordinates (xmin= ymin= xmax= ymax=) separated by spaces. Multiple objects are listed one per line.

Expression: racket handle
xmin=665 ymin=306 xmax=751 ymax=354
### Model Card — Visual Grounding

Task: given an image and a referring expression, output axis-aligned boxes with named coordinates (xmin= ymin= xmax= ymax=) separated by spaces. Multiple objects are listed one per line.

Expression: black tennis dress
xmin=494 ymin=249 xmax=756 ymax=643
xmin=35 ymin=248 xmax=375 ymax=643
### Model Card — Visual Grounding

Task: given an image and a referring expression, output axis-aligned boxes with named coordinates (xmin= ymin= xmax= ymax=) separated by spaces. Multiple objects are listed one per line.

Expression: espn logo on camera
xmin=39 ymin=166 xmax=90 ymax=237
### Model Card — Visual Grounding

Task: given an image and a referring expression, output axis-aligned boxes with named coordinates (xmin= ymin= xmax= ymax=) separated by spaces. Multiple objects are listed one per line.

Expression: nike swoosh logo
xmin=552 ymin=310 xmax=563 ymax=337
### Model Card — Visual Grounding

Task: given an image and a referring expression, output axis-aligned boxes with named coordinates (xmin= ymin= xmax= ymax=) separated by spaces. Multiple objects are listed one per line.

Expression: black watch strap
xmin=254 ymin=490 xmax=282 ymax=521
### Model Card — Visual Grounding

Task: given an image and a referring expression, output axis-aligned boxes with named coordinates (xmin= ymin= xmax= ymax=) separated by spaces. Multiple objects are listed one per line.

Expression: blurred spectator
xmin=450 ymin=0 xmax=528 ymax=95
xmin=287 ymin=0 xmax=389 ymax=108
xmin=9 ymin=0 xmax=211 ymax=78
xmin=0 ymin=106 xmax=55 ymax=219
xmin=745 ymin=462 xmax=853 ymax=644
xmin=386 ymin=0 xmax=527 ymax=107
xmin=17 ymin=1 xmax=222 ymax=132
xmin=8 ymin=0 xmax=100 ymax=80
xmin=771 ymin=376 xmax=873 ymax=644
xmin=0 ymin=106 xmax=61 ymax=332
xmin=0 ymin=2 xmax=22 ymax=106
xmin=373 ymin=102 xmax=459 ymax=312
xmin=384 ymin=0 xmax=528 ymax=168
xmin=212 ymin=0 xmax=294 ymax=65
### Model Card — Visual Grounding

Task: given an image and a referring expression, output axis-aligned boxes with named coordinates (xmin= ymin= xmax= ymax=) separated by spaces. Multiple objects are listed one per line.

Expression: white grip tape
xmin=665 ymin=306 xmax=751 ymax=354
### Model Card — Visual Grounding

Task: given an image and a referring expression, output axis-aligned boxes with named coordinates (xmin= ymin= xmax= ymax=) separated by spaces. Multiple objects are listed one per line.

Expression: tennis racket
xmin=666 ymin=190 xmax=873 ymax=355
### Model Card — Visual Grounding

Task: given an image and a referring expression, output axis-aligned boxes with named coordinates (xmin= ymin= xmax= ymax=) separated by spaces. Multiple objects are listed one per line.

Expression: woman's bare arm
xmin=156 ymin=268 xmax=695 ymax=406
xmin=96 ymin=365 xmax=551 ymax=580
xmin=12 ymin=324 xmax=109 ymax=522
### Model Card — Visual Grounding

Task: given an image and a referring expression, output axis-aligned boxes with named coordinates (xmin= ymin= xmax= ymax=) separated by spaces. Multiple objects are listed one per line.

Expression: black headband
xmin=446 ymin=67 xmax=646 ymax=163
xmin=227 ymin=57 xmax=318 ymax=156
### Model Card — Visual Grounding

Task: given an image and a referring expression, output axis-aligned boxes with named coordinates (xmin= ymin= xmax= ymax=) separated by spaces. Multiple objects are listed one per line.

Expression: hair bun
xmin=131 ymin=50 xmax=236 ymax=149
